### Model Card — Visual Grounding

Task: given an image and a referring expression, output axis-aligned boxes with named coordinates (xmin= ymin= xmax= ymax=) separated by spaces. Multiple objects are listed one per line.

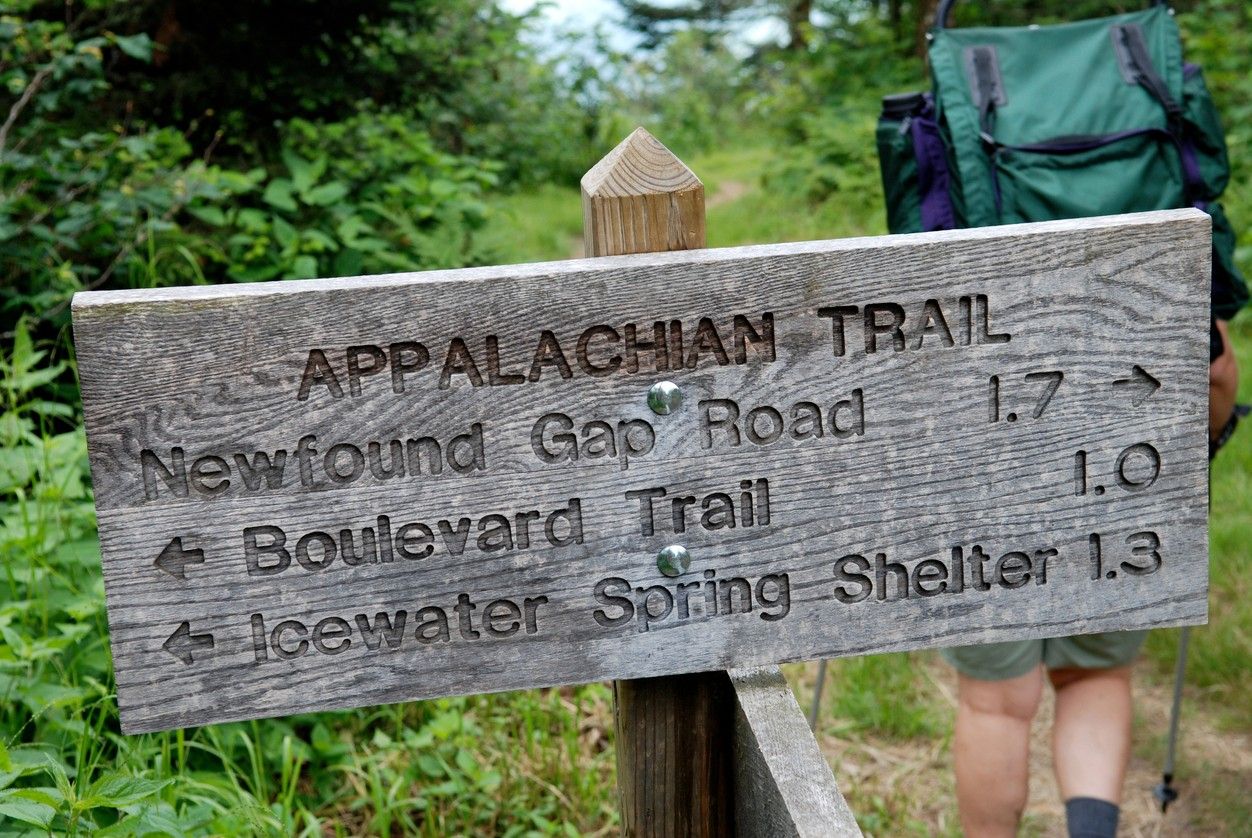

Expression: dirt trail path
xmin=812 ymin=658 xmax=1251 ymax=836
xmin=705 ymin=179 xmax=749 ymax=209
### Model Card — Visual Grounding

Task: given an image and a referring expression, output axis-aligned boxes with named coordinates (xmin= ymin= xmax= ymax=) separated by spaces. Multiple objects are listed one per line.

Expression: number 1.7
xmin=988 ymin=371 xmax=1063 ymax=423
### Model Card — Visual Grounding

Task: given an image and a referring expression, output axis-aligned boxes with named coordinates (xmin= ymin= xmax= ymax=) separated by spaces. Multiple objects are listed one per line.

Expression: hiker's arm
xmin=1210 ymin=319 xmax=1238 ymax=439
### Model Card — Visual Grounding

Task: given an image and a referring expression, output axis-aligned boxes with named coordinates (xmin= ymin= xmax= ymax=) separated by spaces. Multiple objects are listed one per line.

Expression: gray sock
xmin=1065 ymin=797 xmax=1120 ymax=838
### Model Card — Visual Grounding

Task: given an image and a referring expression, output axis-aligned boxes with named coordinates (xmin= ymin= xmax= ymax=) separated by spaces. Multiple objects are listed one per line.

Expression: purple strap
xmin=910 ymin=96 xmax=957 ymax=231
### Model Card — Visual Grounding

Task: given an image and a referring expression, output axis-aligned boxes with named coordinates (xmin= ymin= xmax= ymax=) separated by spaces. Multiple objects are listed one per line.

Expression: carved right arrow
xmin=162 ymin=622 xmax=214 ymax=665
xmin=154 ymin=537 xmax=205 ymax=580
xmin=1113 ymin=365 xmax=1160 ymax=407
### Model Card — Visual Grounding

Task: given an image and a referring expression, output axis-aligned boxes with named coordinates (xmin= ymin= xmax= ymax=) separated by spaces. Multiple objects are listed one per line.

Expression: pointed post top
xmin=581 ymin=127 xmax=705 ymax=257
xmin=581 ymin=127 xmax=703 ymax=199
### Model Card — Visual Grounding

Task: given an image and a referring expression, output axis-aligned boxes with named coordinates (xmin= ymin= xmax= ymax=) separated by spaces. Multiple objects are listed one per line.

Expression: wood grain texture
xmin=729 ymin=666 xmax=861 ymax=838
xmin=72 ymin=209 xmax=1212 ymax=734
xmin=586 ymin=131 xmax=731 ymax=838
xmin=614 ymin=673 xmax=735 ymax=837
xmin=581 ymin=127 xmax=705 ymax=257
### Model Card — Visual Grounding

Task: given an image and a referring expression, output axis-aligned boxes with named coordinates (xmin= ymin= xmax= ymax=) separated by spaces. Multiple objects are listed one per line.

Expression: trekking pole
xmin=808 ymin=659 xmax=827 ymax=731
xmin=1157 ymin=402 xmax=1247 ymax=812
xmin=1152 ymin=626 xmax=1190 ymax=812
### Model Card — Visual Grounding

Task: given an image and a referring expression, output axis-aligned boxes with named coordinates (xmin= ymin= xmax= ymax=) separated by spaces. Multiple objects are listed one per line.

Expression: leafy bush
xmin=225 ymin=114 xmax=499 ymax=282
xmin=0 ymin=11 xmax=506 ymax=365
xmin=1 ymin=16 xmax=224 ymax=335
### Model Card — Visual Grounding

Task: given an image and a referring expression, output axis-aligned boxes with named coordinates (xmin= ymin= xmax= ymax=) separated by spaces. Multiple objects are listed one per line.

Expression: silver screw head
xmin=656 ymin=544 xmax=691 ymax=577
xmin=647 ymin=380 xmax=683 ymax=415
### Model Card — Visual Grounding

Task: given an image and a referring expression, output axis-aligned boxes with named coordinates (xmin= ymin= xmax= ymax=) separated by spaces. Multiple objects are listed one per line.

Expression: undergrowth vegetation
xmin=2 ymin=0 xmax=1250 ymax=833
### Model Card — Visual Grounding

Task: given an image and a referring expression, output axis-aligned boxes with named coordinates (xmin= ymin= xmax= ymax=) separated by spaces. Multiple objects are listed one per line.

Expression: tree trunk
xmin=786 ymin=0 xmax=813 ymax=51
xmin=914 ymin=0 xmax=939 ymax=58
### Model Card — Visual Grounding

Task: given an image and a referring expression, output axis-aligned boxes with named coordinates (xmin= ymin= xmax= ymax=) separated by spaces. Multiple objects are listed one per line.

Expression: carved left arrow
xmin=153 ymin=537 xmax=205 ymax=580
xmin=162 ymin=622 xmax=214 ymax=665
xmin=1113 ymin=365 xmax=1161 ymax=407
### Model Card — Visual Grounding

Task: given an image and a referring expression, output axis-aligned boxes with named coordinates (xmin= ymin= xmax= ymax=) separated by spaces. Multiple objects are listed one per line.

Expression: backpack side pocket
xmin=877 ymin=92 xmax=958 ymax=234
xmin=1181 ymin=63 xmax=1230 ymax=201
xmin=877 ymin=93 xmax=925 ymax=234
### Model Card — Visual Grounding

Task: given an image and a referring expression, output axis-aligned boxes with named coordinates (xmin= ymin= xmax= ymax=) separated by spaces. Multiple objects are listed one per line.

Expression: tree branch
xmin=0 ymin=66 xmax=53 ymax=160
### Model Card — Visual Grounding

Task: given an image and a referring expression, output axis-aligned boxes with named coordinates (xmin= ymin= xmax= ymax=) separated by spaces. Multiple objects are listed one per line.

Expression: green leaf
xmin=0 ymin=789 xmax=57 ymax=828
xmin=335 ymin=215 xmax=373 ymax=243
xmin=186 ymin=205 xmax=227 ymax=226
xmin=301 ymin=229 xmax=338 ymax=252
xmin=303 ymin=181 xmax=349 ymax=206
xmin=8 ymin=788 xmax=60 ymax=809
xmin=27 ymin=400 xmax=75 ymax=419
xmin=429 ymin=178 xmax=458 ymax=199
xmin=229 ymin=263 xmax=283 ymax=282
xmin=282 ymin=151 xmax=327 ymax=195
xmin=454 ymin=749 xmax=478 ymax=776
xmin=9 ymin=361 xmax=67 ymax=393
xmin=417 ymin=754 xmax=443 ymax=778
xmin=271 ymin=216 xmax=297 ymax=249
xmin=109 ymin=33 xmax=154 ymax=62
xmin=0 ymin=798 xmax=56 ymax=828
xmin=79 ymin=773 xmax=171 ymax=810
xmin=19 ymin=680 xmax=93 ymax=713
xmin=96 ymin=806 xmax=187 ymax=837
xmin=288 ymin=256 xmax=318 ymax=279
xmin=11 ymin=319 xmax=33 ymax=374
xmin=235 ymin=208 xmax=270 ymax=232
xmin=262 ymin=179 xmax=297 ymax=213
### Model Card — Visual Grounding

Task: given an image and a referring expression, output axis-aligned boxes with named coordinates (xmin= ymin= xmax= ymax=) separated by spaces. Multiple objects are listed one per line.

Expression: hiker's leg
xmin=954 ymin=666 xmax=1044 ymax=838
xmin=1210 ymin=318 xmax=1237 ymax=439
xmin=1049 ymin=665 xmax=1134 ymax=803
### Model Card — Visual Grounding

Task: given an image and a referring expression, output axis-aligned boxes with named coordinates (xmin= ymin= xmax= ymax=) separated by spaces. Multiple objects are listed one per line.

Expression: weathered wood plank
xmin=73 ymin=208 xmax=1212 ymax=733
xmin=730 ymin=666 xmax=861 ymax=838
xmin=586 ymin=128 xmax=733 ymax=838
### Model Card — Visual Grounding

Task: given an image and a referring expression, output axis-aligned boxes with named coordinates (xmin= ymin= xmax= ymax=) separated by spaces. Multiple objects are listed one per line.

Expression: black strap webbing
xmin=1112 ymin=23 xmax=1200 ymax=203
xmin=963 ymin=45 xmax=1006 ymax=141
xmin=1113 ymin=24 xmax=1182 ymax=120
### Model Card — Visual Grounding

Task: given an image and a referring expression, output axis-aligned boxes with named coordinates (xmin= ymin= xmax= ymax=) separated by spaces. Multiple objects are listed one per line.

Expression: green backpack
xmin=876 ymin=0 xmax=1248 ymax=329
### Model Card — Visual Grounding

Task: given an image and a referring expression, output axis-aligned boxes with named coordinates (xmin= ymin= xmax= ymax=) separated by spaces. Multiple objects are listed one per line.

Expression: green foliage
xmin=478 ymin=184 xmax=585 ymax=264
xmin=0 ymin=15 xmax=227 ymax=339
xmin=1179 ymin=0 xmax=1252 ymax=274
xmin=764 ymin=101 xmax=883 ymax=215
xmin=0 ymin=13 xmax=506 ymax=359
xmin=0 ymin=6 xmax=619 ymax=832
xmin=16 ymin=0 xmax=603 ymax=187
xmin=227 ymin=114 xmax=499 ymax=281
xmin=605 ymin=30 xmax=751 ymax=157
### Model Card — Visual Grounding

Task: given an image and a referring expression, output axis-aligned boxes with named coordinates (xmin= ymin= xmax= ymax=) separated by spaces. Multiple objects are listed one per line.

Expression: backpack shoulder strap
xmin=1111 ymin=22 xmax=1203 ymax=202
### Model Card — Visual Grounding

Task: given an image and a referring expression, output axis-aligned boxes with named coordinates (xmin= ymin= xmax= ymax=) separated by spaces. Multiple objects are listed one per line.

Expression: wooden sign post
xmin=73 ymin=130 xmax=1210 ymax=834
xmin=582 ymin=128 xmax=733 ymax=837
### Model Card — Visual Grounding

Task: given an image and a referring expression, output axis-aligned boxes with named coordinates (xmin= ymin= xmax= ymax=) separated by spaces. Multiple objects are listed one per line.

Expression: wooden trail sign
xmin=74 ymin=208 xmax=1210 ymax=734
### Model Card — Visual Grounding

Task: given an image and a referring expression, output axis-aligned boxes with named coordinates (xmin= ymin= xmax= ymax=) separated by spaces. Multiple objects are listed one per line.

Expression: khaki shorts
xmin=941 ymin=631 xmax=1147 ymax=681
